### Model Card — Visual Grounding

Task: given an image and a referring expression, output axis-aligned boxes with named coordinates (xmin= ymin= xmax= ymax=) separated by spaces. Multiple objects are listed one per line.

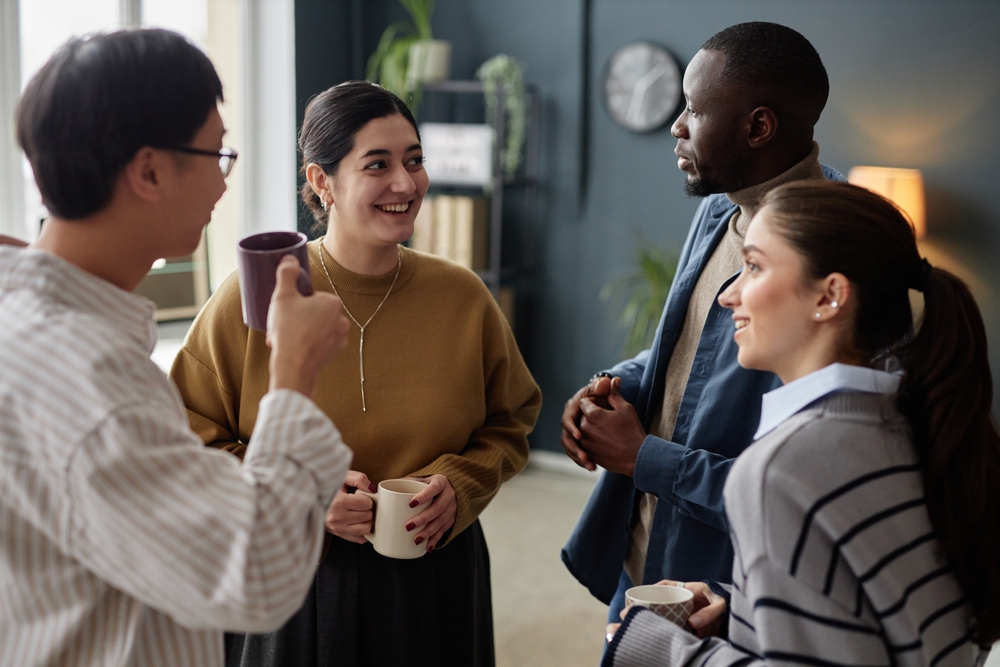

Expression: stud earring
xmin=815 ymin=312 xmax=822 ymax=319
xmin=831 ymin=301 xmax=839 ymax=309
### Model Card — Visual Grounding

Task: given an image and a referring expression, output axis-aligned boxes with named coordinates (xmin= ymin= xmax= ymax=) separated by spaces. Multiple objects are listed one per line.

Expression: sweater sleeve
xmin=410 ymin=291 xmax=542 ymax=543
xmin=606 ymin=557 xmax=891 ymax=667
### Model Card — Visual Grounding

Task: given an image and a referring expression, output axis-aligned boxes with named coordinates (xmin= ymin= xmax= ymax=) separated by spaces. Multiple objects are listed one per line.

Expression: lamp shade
xmin=847 ymin=166 xmax=926 ymax=239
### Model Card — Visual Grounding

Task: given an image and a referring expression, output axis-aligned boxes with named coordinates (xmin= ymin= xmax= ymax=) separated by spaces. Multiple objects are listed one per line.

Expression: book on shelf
xmin=414 ymin=195 xmax=489 ymax=272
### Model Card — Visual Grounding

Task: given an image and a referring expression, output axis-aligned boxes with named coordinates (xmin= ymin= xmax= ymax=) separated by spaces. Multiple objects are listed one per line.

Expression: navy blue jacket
xmin=562 ymin=165 xmax=844 ymax=604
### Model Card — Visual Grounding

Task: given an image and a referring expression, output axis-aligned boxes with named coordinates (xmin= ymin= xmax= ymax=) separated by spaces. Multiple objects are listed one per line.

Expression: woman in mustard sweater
xmin=170 ymin=81 xmax=542 ymax=667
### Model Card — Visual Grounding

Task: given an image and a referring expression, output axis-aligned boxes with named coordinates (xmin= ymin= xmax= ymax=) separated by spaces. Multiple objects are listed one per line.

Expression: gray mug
xmin=237 ymin=231 xmax=313 ymax=331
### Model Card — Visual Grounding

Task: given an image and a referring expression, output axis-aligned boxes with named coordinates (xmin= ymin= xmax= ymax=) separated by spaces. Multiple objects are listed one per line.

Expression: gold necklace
xmin=318 ymin=241 xmax=401 ymax=412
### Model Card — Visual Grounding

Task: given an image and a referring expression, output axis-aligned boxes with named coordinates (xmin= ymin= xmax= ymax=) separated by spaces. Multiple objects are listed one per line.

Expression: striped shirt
xmin=0 ymin=248 xmax=352 ymax=666
xmin=607 ymin=366 xmax=988 ymax=667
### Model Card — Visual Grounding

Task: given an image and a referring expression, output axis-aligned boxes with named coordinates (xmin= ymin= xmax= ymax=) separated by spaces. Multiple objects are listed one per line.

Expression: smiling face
xmin=717 ymin=207 xmax=834 ymax=382
xmin=670 ymin=49 xmax=749 ymax=197
xmin=324 ymin=113 xmax=428 ymax=253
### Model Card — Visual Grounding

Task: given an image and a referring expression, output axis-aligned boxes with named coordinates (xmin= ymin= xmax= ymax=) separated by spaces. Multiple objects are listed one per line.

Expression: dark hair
xmin=702 ymin=22 xmax=829 ymax=128
xmin=298 ymin=81 xmax=419 ymax=229
xmin=16 ymin=29 xmax=223 ymax=220
xmin=763 ymin=180 xmax=1000 ymax=644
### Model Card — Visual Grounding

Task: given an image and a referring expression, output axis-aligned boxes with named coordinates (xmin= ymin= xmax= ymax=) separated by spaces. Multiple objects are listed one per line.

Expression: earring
xmin=321 ymin=199 xmax=328 ymax=213
xmin=815 ymin=312 xmax=822 ymax=319
xmin=831 ymin=301 xmax=839 ymax=309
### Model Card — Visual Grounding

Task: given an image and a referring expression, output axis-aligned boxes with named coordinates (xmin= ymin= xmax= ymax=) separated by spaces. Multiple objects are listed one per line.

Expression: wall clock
xmin=603 ymin=41 xmax=683 ymax=133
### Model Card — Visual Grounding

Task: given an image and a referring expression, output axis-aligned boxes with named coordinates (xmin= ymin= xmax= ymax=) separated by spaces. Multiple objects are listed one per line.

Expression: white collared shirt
xmin=754 ymin=363 xmax=900 ymax=440
xmin=0 ymin=247 xmax=352 ymax=666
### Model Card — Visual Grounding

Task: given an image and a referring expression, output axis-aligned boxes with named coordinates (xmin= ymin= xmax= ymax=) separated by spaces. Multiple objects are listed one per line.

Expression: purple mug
xmin=237 ymin=231 xmax=314 ymax=331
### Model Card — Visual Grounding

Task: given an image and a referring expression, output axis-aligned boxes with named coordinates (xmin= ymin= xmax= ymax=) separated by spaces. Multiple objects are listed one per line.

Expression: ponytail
xmin=897 ymin=268 xmax=1000 ymax=644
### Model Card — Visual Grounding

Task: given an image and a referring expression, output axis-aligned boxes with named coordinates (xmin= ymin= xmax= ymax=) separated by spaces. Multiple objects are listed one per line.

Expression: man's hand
xmin=560 ymin=375 xmax=613 ymax=471
xmin=325 ymin=471 xmax=377 ymax=543
xmin=578 ymin=377 xmax=647 ymax=476
xmin=266 ymin=255 xmax=350 ymax=398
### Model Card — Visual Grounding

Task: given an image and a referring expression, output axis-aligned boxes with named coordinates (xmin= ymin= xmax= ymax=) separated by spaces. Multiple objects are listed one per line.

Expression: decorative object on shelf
xmin=412 ymin=195 xmax=488 ymax=271
xmin=602 ymin=41 xmax=682 ymax=133
xmin=848 ymin=166 xmax=926 ymax=239
xmin=418 ymin=122 xmax=495 ymax=187
xmin=601 ymin=232 xmax=678 ymax=356
xmin=475 ymin=54 xmax=527 ymax=178
xmin=366 ymin=0 xmax=449 ymax=113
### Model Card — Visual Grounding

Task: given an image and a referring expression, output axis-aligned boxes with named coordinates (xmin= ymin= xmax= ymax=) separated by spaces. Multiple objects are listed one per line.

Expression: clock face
xmin=603 ymin=42 xmax=683 ymax=133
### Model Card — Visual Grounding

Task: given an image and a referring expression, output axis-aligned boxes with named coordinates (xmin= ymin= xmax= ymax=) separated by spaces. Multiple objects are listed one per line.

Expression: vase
xmin=407 ymin=39 xmax=451 ymax=88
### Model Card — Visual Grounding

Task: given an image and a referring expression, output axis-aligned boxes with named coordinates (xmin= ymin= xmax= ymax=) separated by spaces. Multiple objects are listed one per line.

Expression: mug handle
xmin=295 ymin=266 xmax=314 ymax=296
xmin=356 ymin=489 xmax=378 ymax=544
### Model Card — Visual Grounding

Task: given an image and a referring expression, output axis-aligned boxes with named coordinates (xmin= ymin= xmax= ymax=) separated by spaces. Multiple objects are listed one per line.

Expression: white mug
xmin=625 ymin=584 xmax=694 ymax=627
xmin=357 ymin=479 xmax=429 ymax=559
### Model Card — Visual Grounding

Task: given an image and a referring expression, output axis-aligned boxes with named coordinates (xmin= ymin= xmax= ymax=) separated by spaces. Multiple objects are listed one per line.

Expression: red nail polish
xmin=409 ymin=499 xmax=418 ymax=508
xmin=427 ymin=545 xmax=434 ymax=553
xmin=406 ymin=522 xmax=415 ymax=532
xmin=369 ymin=484 xmax=377 ymax=492
xmin=414 ymin=536 xmax=424 ymax=545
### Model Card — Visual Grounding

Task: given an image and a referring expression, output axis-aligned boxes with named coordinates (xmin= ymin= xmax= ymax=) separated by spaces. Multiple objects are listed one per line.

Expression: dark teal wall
xmin=296 ymin=0 xmax=1000 ymax=451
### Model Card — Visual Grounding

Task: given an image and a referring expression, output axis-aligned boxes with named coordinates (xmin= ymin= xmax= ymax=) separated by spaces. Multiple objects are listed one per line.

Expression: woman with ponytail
xmin=605 ymin=180 xmax=997 ymax=666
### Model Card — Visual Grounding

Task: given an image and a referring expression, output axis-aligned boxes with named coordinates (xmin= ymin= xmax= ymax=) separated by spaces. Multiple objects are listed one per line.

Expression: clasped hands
xmin=560 ymin=374 xmax=647 ymax=475
xmin=324 ymin=471 xmax=456 ymax=553
xmin=606 ymin=580 xmax=727 ymax=642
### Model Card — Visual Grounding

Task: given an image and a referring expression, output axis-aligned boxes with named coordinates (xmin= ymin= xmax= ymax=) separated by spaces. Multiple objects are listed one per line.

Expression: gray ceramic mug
xmin=237 ymin=231 xmax=314 ymax=331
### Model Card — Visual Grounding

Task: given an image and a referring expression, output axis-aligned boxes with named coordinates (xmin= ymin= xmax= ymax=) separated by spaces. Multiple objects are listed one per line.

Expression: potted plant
xmin=601 ymin=232 xmax=678 ymax=356
xmin=366 ymin=0 xmax=450 ymax=112
xmin=475 ymin=54 xmax=527 ymax=179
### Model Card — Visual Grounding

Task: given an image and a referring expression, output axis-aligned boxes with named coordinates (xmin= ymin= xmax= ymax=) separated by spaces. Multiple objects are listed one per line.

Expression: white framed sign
xmin=419 ymin=123 xmax=495 ymax=187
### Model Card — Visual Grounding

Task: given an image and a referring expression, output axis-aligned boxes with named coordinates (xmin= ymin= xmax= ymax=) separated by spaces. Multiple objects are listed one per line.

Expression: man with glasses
xmin=0 ymin=29 xmax=353 ymax=666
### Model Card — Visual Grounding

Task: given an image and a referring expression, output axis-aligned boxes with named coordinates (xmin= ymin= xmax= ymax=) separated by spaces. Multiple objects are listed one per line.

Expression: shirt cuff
xmin=604 ymin=606 xmax=691 ymax=667
xmin=244 ymin=389 xmax=351 ymax=504
xmin=632 ymin=434 xmax=685 ymax=501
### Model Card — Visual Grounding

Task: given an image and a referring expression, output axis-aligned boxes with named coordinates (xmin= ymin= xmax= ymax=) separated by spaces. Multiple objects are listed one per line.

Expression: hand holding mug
xmin=405 ymin=474 xmax=456 ymax=552
xmin=609 ymin=580 xmax=727 ymax=642
xmin=325 ymin=471 xmax=377 ymax=544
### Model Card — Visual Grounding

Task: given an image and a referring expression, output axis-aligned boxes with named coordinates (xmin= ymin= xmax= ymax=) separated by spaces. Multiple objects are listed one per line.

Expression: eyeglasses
xmin=160 ymin=146 xmax=239 ymax=177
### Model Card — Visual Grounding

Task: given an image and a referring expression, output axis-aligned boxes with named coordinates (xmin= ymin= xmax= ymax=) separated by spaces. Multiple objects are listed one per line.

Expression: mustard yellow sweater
xmin=170 ymin=241 xmax=542 ymax=543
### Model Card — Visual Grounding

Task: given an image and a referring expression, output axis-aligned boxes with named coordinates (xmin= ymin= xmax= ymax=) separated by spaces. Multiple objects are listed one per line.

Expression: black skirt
xmin=224 ymin=520 xmax=494 ymax=667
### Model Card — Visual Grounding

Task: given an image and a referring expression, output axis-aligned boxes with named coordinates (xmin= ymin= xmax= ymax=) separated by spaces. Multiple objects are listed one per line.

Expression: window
xmin=5 ymin=0 xmax=296 ymax=300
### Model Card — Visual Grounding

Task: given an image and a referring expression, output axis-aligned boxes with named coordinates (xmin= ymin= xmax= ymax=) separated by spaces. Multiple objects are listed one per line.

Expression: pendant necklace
xmin=318 ymin=241 xmax=401 ymax=412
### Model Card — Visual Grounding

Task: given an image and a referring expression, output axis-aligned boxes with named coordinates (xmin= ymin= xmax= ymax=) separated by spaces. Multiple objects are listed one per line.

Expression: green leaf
xmin=366 ymin=22 xmax=414 ymax=83
xmin=601 ymin=231 xmax=679 ymax=356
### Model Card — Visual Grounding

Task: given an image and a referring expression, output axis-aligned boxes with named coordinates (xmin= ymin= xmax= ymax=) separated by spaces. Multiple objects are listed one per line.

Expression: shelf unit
xmin=419 ymin=80 xmax=540 ymax=299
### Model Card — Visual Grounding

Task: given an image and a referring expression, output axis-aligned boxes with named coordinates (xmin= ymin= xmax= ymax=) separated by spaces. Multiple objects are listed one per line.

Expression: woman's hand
xmin=406 ymin=474 xmax=457 ymax=552
xmin=674 ymin=580 xmax=727 ymax=638
xmin=325 ymin=470 xmax=377 ymax=544
xmin=607 ymin=580 xmax=728 ymax=643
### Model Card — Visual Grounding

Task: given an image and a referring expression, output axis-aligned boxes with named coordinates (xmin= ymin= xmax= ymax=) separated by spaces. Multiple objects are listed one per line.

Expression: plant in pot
xmin=366 ymin=0 xmax=450 ymax=113
xmin=475 ymin=54 xmax=527 ymax=180
xmin=601 ymin=232 xmax=679 ymax=356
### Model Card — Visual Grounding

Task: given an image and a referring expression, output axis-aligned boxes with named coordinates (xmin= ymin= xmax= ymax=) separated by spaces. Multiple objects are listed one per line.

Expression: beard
xmin=680 ymin=143 xmax=743 ymax=197
xmin=684 ymin=176 xmax=721 ymax=198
